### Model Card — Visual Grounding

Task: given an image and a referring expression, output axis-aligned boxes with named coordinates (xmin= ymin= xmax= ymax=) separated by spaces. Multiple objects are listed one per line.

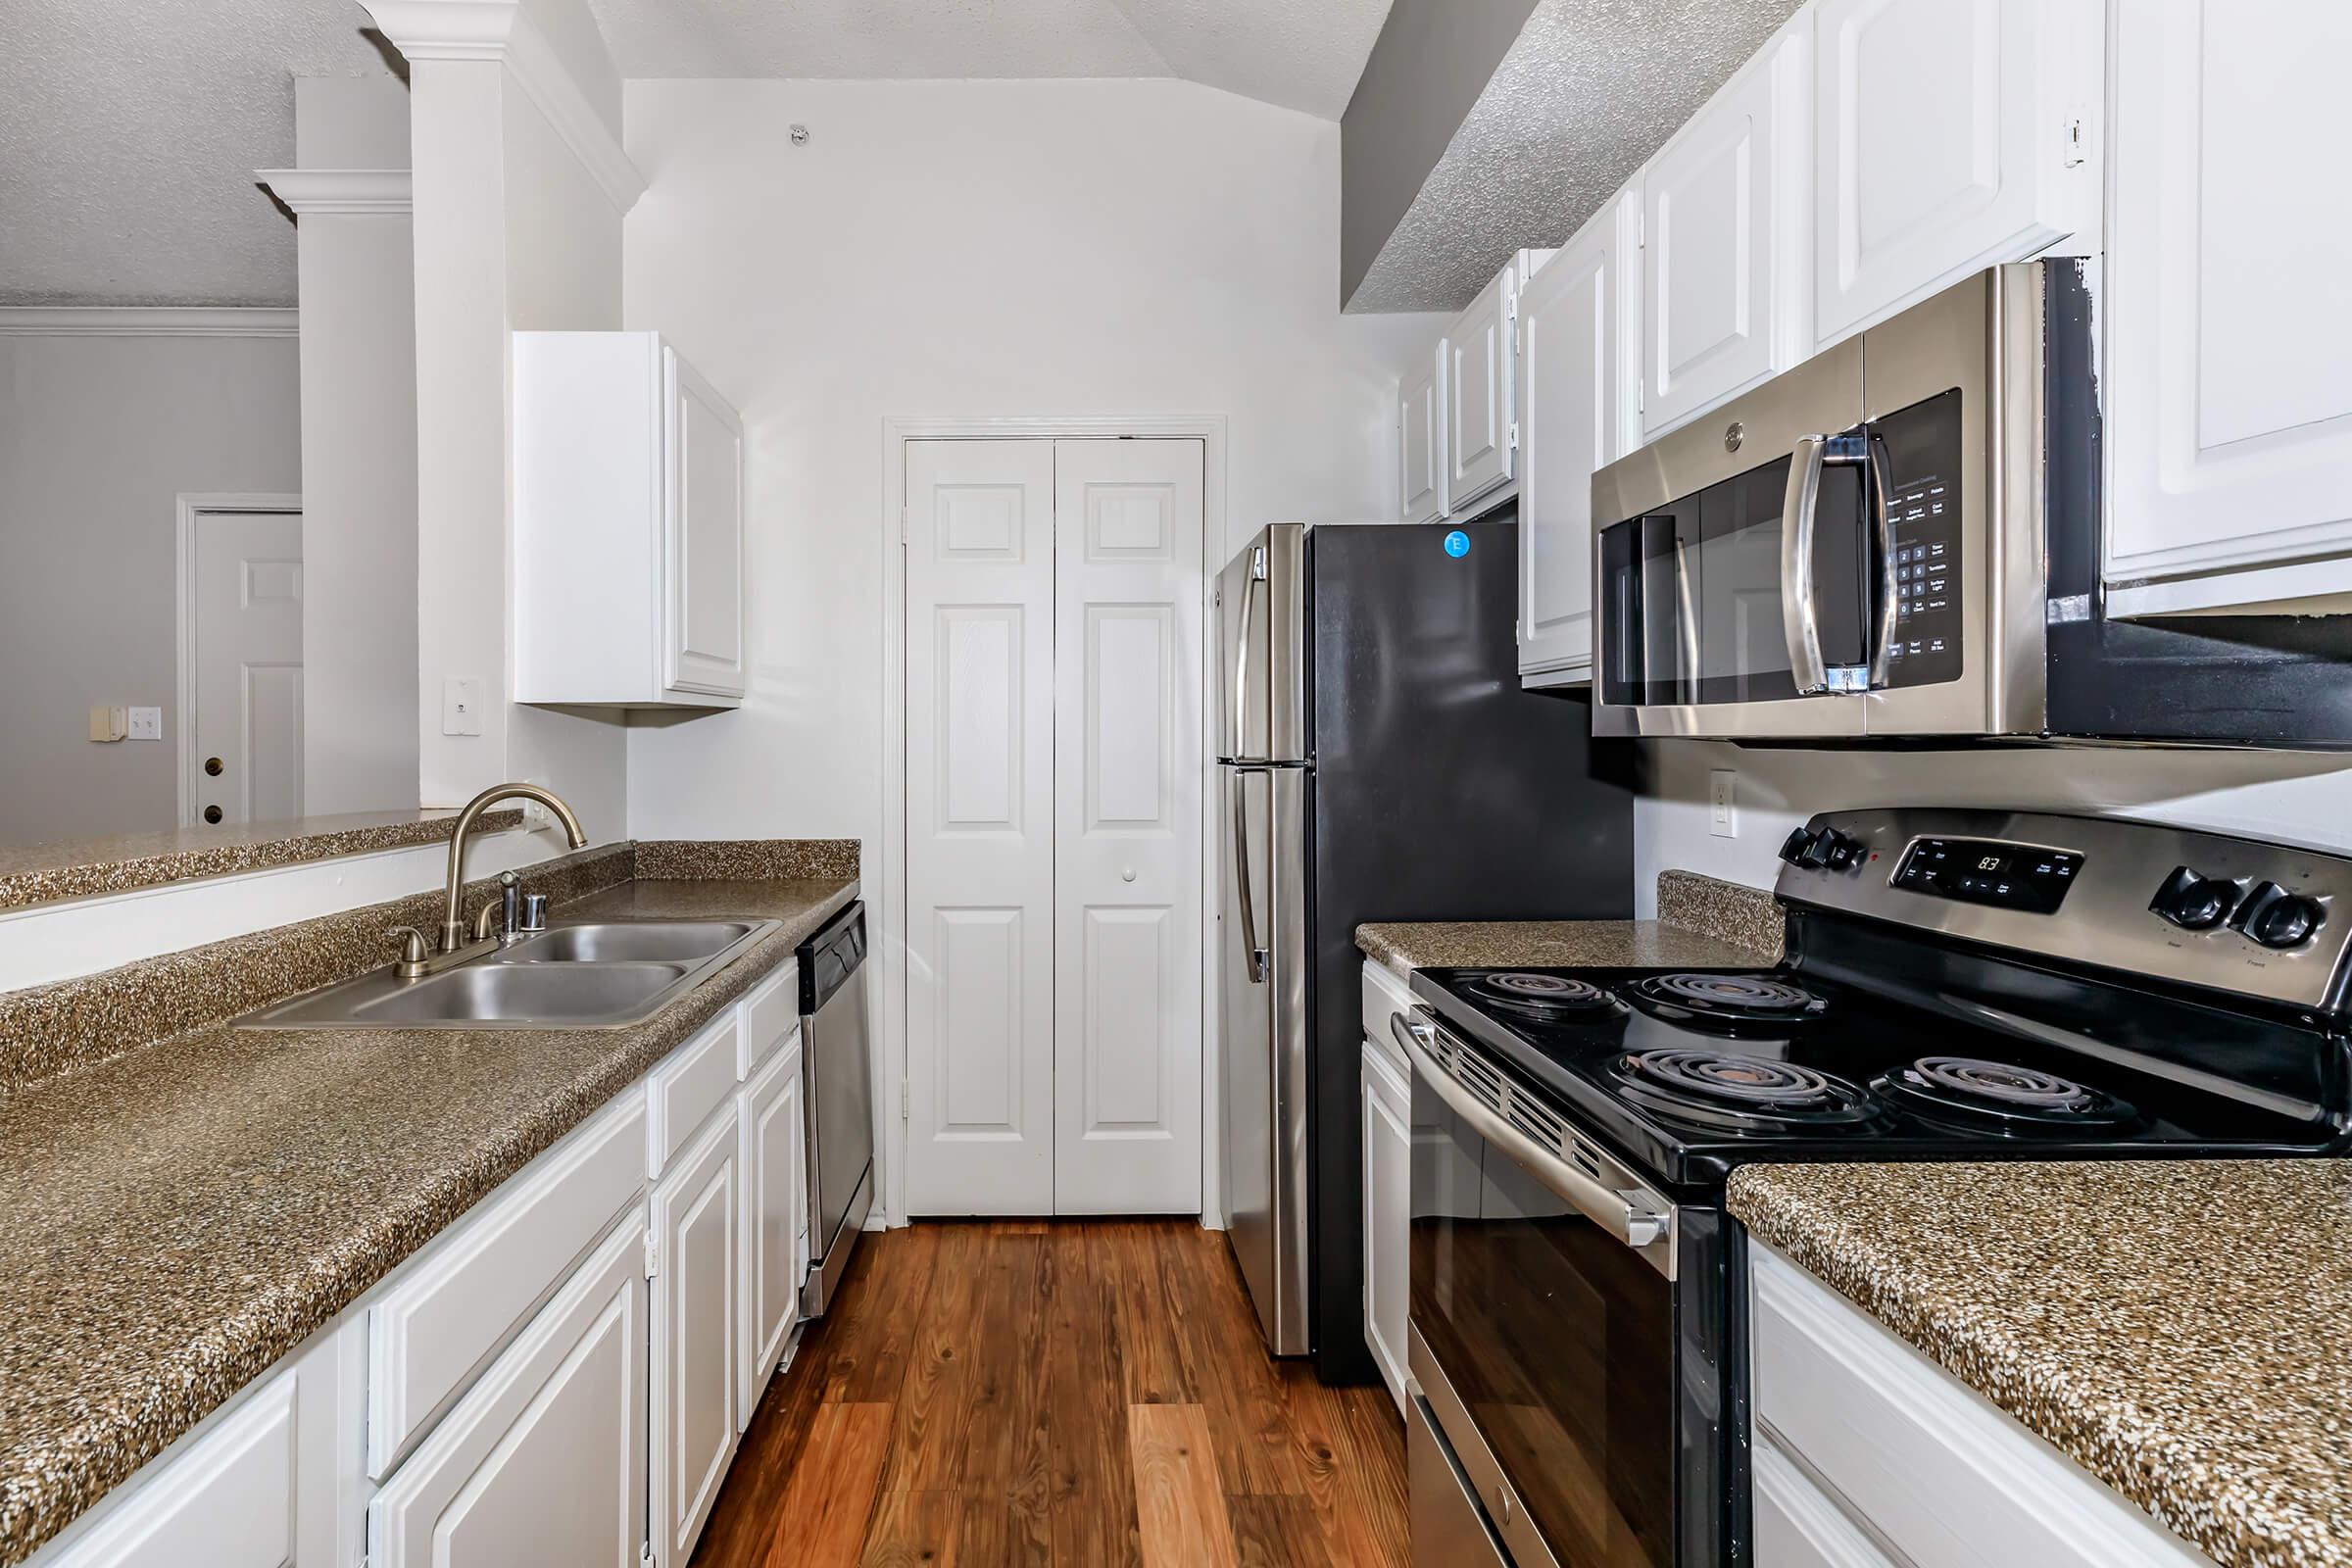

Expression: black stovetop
xmin=1407 ymin=957 xmax=2351 ymax=1191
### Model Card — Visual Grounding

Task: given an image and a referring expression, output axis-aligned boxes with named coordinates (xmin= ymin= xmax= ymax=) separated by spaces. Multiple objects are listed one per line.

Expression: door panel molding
xmin=175 ymin=493 xmax=302 ymax=830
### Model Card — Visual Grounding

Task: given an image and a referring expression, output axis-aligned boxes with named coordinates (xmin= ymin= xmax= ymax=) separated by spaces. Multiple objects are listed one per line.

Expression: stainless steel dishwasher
xmin=798 ymin=901 xmax=873 ymax=1317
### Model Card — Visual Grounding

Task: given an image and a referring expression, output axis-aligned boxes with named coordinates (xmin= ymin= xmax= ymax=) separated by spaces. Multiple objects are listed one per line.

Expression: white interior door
xmin=1052 ymin=439 xmax=1204 ymax=1214
xmin=187 ymin=508 xmax=303 ymax=828
xmin=905 ymin=440 xmax=1058 ymax=1214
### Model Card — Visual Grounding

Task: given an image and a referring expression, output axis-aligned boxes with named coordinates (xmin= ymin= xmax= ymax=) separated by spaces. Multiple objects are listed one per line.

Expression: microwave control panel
xmin=1875 ymin=389 xmax=1964 ymax=688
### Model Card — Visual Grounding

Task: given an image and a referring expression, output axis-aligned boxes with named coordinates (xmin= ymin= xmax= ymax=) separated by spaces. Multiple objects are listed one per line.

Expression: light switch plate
xmin=441 ymin=678 xmax=485 ymax=737
xmin=127 ymin=707 xmax=163 ymax=741
xmin=1708 ymin=769 xmax=1739 ymax=838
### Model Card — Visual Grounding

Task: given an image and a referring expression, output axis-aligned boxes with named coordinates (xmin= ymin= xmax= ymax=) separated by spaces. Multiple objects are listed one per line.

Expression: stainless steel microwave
xmin=1592 ymin=264 xmax=2048 ymax=740
xmin=1589 ymin=261 xmax=2352 ymax=747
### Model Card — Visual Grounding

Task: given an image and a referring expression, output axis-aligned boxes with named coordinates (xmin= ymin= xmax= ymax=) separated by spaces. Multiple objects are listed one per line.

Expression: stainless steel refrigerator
xmin=1216 ymin=518 xmax=1635 ymax=1382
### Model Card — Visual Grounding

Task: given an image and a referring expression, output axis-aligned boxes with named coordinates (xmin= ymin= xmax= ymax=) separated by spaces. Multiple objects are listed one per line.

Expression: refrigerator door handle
xmin=1231 ymin=545 xmax=1264 ymax=760
xmin=1231 ymin=765 xmax=1269 ymax=985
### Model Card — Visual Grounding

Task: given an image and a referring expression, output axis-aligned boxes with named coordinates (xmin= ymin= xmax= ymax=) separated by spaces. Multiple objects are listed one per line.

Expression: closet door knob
xmin=1121 ymin=867 xmax=1137 ymax=883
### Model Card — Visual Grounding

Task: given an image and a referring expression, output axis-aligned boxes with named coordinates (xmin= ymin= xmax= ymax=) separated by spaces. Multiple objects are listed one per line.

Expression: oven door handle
xmin=1394 ymin=1012 xmax=1674 ymax=1260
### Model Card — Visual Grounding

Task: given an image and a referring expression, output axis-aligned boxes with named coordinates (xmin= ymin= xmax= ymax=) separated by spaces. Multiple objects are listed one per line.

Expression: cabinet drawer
xmin=40 ymin=1372 xmax=297 ymax=1567
xmin=738 ymin=961 xmax=798 ymax=1078
xmin=1751 ymin=1244 xmax=2215 ymax=1568
xmin=1753 ymin=1433 xmax=1895 ymax=1568
xmin=1360 ymin=959 xmax=1415 ymax=1081
xmin=368 ymin=1091 xmax=646 ymax=1480
xmin=649 ymin=1009 xmax=742 ymax=1178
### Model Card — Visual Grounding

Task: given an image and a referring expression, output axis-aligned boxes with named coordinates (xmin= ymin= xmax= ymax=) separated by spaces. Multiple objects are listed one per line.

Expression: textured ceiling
xmin=1348 ymin=0 xmax=1804 ymax=313
xmin=585 ymin=0 xmax=1396 ymax=119
xmin=0 ymin=0 xmax=396 ymax=307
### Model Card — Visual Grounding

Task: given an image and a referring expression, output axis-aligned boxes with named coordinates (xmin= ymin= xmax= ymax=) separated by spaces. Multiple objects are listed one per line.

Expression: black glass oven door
xmin=1410 ymin=1071 xmax=1675 ymax=1566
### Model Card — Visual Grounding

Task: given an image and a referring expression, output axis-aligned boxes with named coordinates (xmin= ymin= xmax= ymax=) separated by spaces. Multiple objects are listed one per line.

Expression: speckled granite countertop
xmin=1355 ymin=869 xmax=1784 ymax=972
xmin=0 ymin=875 xmax=854 ymax=1566
xmin=1731 ymin=1161 xmax=2352 ymax=1568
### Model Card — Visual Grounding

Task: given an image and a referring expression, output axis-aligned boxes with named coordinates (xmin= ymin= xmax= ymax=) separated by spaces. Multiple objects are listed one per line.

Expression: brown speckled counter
xmin=0 ymin=874 xmax=854 ymax=1565
xmin=1730 ymin=1161 xmax=2352 ymax=1568
xmin=1355 ymin=869 xmax=1782 ymax=972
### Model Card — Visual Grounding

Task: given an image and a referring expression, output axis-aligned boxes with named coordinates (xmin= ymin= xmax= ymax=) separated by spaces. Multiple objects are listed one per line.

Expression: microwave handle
xmin=1781 ymin=435 xmax=1831 ymax=693
xmin=1865 ymin=435 xmax=1899 ymax=688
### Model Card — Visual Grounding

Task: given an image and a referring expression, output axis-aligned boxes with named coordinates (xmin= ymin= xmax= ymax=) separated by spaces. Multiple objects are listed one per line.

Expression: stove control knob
xmin=1819 ymin=829 xmax=1864 ymax=871
xmin=2234 ymin=882 xmax=2325 ymax=950
xmin=1779 ymin=827 xmax=1821 ymax=867
xmin=1779 ymin=826 xmax=1862 ymax=871
xmin=2150 ymin=867 xmax=2238 ymax=931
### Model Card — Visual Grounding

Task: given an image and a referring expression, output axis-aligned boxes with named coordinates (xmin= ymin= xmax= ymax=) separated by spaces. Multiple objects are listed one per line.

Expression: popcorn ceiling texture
xmin=1348 ymin=0 xmax=1803 ymax=313
xmin=0 ymin=866 xmax=857 ymax=1566
xmin=0 ymin=0 xmax=394 ymax=306
xmin=588 ymin=0 xmax=1396 ymax=119
xmin=1733 ymin=1161 xmax=2352 ymax=1568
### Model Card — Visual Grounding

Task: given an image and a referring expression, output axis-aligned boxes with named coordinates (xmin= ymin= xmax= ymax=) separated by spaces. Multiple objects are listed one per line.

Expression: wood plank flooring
xmin=689 ymin=1220 xmax=1409 ymax=1568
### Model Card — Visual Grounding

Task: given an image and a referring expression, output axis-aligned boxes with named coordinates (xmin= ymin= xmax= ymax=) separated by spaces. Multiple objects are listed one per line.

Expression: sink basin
xmin=487 ymin=920 xmax=761 ymax=965
xmin=235 ymin=916 xmax=782 ymax=1031
xmin=350 ymin=961 xmax=690 ymax=1024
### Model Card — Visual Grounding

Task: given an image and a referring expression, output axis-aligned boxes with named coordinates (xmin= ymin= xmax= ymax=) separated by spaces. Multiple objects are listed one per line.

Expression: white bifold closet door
xmin=904 ymin=437 xmax=1204 ymax=1217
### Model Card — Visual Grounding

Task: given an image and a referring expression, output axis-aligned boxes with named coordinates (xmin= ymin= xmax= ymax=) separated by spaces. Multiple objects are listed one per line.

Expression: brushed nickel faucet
xmin=388 ymin=782 xmax=588 ymax=977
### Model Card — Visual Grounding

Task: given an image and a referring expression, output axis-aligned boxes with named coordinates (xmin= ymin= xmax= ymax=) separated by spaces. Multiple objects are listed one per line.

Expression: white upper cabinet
xmin=1446 ymin=252 xmax=1553 ymax=514
xmin=1397 ymin=344 xmax=1447 ymax=525
xmin=1518 ymin=196 xmax=1639 ymax=684
xmin=1642 ymin=11 xmax=1814 ymax=440
xmin=1813 ymin=0 xmax=2101 ymax=349
xmin=513 ymin=332 xmax=747 ymax=709
xmin=2102 ymin=0 xmax=2352 ymax=617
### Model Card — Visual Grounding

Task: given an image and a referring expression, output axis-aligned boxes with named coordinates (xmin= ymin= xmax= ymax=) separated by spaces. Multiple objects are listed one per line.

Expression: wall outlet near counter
xmin=1709 ymin=769 xmax=1739 ymax=838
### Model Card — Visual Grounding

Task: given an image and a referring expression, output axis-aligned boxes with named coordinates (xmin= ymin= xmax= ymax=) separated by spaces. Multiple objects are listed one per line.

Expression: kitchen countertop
xmin=1730 ymin=1160 xmax=2352 ymax=1568
xmin=1356 ymin=918 xmax=1776 ymax=972
xmin=0 ymin=874 xmax=855 ymax=1566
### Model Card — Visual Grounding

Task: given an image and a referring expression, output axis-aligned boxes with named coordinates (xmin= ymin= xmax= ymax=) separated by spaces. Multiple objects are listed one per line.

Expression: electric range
xmin=1397 ymin=808 xmax=2352 ymax=1568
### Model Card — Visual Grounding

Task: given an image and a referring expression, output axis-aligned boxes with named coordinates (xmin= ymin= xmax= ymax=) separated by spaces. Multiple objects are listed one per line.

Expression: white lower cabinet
xmin=1360 ymin=1034 xmax=1412 ymax=1417
xmin=368 ymin=1213 xmax=651 ymax=1568
xmin=1750 ymin=1242 xmax=2217 ymax=1568
xmin=26 ymin=948 xmax=811 ymax=1568
xmin=651 ymin=1102 xmax=742 ymax=1567
xmin=737 ymin=1033 xmax=806 ymax=1429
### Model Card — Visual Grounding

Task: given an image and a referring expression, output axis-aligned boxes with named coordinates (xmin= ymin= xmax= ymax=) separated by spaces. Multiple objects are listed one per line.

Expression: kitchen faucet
xmin=388 ymin=783 xmax=589 ymax=977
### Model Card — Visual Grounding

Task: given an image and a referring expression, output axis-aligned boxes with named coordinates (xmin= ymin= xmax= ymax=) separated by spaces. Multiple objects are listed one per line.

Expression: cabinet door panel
xmin=1449 ymin=269 xmax=1514 ymax=511
xmin=738 ymin=1041 xmax=804 ymax=1425
xmin=1398 ymin=348 xmax=1447 ymax=525
xmin=1359 ymin=1041 xmax=1411 ymax=1416
xmin=368 ymin=1216 xmax=649 ymax=1568
xmin=45 ymin=1376 xmax=298 ymax=1568
xmin=2104 ymin=0 xmax=2352 ymax=594
xmin=1643 ymin=15 xmax=1811 ymax=438
xmin=664 ymin=350 xmax=747 ymax=698
xmin=652 ymin=1108 xmax=740 ymax=1565
xmin=1518 ymin=198 xmax=1636 ymax=679
xmin=1815 ymin=0 xmax=2092 ymax=346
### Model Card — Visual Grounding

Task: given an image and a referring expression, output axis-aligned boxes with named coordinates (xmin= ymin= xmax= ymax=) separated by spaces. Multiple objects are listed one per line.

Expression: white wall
xmin=397 ymin=0 xmax=630 ymax=840
xmin=0 ymin=331 xmax=300 ymax=845
xmin=619 ymin=77 xmax=1445 ymax=845
xmin=1636 ymin=740 xmax=2352 ymax=914
xmin=291 ymin=77 xmax=422 ymax=817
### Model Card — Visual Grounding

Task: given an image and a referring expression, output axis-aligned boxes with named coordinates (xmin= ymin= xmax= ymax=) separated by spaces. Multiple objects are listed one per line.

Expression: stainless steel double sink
xmin=237 ymin=919 xmax=781 ymax=1031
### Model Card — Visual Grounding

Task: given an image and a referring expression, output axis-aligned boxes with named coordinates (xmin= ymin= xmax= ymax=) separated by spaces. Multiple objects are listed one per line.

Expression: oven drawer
xmin=1750 ymin=1243 xmax=2215 ymax=1568
xmin=1408 ymin=1394 xmax=1509 ymax=1568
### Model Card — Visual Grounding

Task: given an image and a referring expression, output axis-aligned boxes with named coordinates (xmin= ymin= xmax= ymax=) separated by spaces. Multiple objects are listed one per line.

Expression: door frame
xmin=879 ymin=415 xmax=1228 ymax=1229
xmin=175 ymin=492 xmax=304 ymax=828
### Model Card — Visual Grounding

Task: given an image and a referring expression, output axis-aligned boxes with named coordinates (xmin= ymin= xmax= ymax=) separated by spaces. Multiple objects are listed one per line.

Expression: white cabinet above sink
xmin=513 ymin=332 xmax=747 ymax=710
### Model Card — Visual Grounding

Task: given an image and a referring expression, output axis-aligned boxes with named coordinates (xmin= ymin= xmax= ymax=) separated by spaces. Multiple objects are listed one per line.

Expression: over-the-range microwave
xmin=1587 ymin=262 xmax=2352 ymax=746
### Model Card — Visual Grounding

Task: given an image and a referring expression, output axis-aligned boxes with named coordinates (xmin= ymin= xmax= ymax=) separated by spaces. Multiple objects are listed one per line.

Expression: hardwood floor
xmin=690 ymin=1220 xmax=1410 ymax=1568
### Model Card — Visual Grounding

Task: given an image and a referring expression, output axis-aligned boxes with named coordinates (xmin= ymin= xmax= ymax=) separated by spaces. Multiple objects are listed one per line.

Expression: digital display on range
xmin=1892 ymin=837 xmax=2083 ymax=914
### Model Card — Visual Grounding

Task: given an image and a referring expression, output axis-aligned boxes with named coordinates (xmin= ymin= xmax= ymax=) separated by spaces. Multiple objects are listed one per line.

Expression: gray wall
xmin=0 ymin=333 xmax=302 ymax=845
xmin=1340 ymin=0 xmax=1539 ymax=308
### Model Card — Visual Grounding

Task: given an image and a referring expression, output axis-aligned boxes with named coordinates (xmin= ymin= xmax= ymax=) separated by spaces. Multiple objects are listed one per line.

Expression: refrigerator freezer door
xmin=1218 ymin=523 xmax=1308 ymax=763
xmin=1220 ymin=760 xmax=1311 ymax=1356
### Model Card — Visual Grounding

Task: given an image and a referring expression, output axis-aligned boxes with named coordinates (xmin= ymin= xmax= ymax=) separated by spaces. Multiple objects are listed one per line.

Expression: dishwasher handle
xmin=799 ymin=901 xmax=867 ymax=1015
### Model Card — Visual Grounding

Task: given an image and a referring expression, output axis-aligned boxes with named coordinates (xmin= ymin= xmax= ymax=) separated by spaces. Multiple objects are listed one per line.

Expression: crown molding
xmin=0 ymin=308 xmax=298 ymax=338
xmin=362 ymin=0 xmax=644 ymax=215
xmin=256 ymin=169 xmax=414 ymax=216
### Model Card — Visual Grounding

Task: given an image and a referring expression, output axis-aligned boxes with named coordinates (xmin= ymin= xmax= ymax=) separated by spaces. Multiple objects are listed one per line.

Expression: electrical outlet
xmin=441 ymin=678 xmax=484 ymax=737
xmin=1708 ymin=769 xmax=1739 ymax=838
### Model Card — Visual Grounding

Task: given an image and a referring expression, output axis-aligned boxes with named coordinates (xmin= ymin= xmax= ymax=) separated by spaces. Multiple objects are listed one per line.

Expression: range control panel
xmin=1891 ymin=837 xmax=2082 ymax=914
xmin=1773 ymin=808 xmax=2352 ymax=1013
